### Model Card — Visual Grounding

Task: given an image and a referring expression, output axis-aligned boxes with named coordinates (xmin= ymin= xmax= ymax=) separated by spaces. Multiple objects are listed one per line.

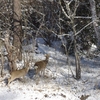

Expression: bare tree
xmin=60 ymin=0 xmax=81 ymax=79
xmin=13 ymin=0 xmax=23 ymax=61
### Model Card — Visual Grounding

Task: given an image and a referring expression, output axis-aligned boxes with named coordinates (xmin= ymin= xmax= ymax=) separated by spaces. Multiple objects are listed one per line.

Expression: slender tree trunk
xmin=89 ymin=0 xmax=100 ymax=49
xmin=75 ymin=50 xmax=81 ymax=79
xmin=0 ymin=40 xmax=4 ymax=77
xmin=13 ymin=0 xmax=23 ymax=60
xmin=71 ymin=20 xmax=81 ymax=80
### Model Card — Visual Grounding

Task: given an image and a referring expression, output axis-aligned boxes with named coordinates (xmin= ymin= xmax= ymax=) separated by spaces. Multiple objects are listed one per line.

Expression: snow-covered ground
xmin=0 ymin=43 xmax=100 ymax=100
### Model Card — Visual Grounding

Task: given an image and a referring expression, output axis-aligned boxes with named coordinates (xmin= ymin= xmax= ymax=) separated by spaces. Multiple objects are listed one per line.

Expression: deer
xmin=34 ymin=54 xmax=50 ymax=77
xmin=8 ymin=66 xmax=29 ymax=85
xmin=7 ymin=53 xmax=30 ymax=85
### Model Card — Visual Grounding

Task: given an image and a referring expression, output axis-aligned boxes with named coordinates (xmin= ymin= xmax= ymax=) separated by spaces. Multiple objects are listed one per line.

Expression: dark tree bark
xmin=0 ymin=38 xmax=4 ymax=77
xmin=71 ymin=20 xmax=81 ymax=80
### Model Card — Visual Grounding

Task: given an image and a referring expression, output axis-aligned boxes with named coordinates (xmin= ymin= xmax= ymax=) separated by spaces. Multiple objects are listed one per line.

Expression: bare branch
xmin=74 ymin=16 xmax=92 ymax=19
xmin=59 ymin=0 xmax=70 ymax=19
xmin=75 ymin=20 xmax=99 ymax=36
xmin=72 ymin=0 xmax=79 ymax=17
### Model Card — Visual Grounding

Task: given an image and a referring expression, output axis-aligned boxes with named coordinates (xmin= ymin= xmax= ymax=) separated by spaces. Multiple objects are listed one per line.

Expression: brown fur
xmin=34 ymin=54 xmax=49 ymax=76
xmin=8 ymin=66 xmax=29 ymax=85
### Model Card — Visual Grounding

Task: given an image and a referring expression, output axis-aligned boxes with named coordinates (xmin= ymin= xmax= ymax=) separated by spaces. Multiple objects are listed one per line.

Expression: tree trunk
xmin=89 ymin=0 xmax=100 ymax=50
xmin=75 ymin=50 xmax=81 ymax=79
xmin=0 ymin=39 xmax=4 ymax=77
xmin=4 ymin=34 xmax=17 ymax=72
xmin=72 ymin=21 xmax=81 ymax=80
xmin=13 ymin=0 xmax=23 ymax=60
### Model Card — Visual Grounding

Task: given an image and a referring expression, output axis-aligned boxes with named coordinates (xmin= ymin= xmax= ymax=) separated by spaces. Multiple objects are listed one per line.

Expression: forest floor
xmin=0 ymin=43 xmax=100 ymax=100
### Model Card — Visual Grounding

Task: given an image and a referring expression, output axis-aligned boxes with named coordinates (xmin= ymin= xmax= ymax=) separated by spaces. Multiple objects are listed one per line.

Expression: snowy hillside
xmin=0 ymin=43 xmax=100 ymax=100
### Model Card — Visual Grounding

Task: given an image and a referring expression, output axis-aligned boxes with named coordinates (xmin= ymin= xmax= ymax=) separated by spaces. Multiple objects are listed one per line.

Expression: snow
xmin=0 ymin=43 xmax=100 ymax=100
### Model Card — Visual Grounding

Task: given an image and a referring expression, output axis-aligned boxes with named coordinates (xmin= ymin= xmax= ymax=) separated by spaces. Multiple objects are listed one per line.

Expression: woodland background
xmin=0 ymin=0 xmax=100 ymax=100
xmin=0 ymin=0 xmax=100 ymax=86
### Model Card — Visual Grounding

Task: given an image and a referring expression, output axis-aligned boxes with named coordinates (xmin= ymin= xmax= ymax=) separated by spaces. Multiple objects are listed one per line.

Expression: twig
xmin=74 ymin=16 xmax=92 ymax=19
xmin=75 ymin=20 xmax=99 ymax=36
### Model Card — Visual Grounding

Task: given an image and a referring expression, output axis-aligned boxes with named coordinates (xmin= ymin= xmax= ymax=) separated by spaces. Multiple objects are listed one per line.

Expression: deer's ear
xmin=45 ymin=54 xmax=50 ymax=57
